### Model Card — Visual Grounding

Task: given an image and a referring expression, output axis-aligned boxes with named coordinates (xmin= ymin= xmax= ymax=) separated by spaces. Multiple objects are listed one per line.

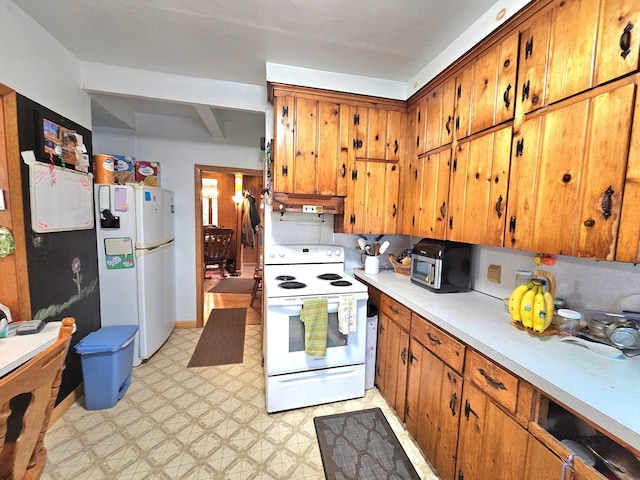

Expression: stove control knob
xmin=325 ymin=248 xmax=333 ymax=257
xmin=334 ymin=248 xmax=342 ymax=257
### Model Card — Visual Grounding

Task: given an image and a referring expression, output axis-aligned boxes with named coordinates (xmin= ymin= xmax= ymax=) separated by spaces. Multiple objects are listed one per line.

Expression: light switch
xmin=0 ymin=189 xmax=5 ymax=210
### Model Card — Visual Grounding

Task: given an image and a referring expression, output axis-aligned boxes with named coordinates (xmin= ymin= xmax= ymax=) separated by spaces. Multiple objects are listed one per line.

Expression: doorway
xmin=194 ymin=164 xmax=263 ymax=328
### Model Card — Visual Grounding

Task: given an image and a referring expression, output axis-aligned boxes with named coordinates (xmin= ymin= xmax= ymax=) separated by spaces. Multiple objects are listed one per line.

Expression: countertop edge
xmin=355 ymin=269 xmax=640 ymax=453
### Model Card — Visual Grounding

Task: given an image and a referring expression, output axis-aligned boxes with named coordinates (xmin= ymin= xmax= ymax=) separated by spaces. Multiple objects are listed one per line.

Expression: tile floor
xmin=41 ymin=275 xmax=438 ymax=479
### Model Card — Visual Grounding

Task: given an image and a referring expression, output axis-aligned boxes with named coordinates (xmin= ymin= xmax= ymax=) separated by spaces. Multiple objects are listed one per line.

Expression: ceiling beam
xmin=90 ymin=93 xmax=137 ymax=129
xmin=194 ymin=105 xmax=224 ymax=138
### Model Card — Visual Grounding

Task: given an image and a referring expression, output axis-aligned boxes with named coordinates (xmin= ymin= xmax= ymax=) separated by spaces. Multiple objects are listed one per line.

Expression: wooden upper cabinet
xmin=547 ymin=0 xmax=600 ymax=105
xmin=595 ymin=0 xmax=640 ymax=85
xmin=616 ymin=77 xmax=640 ymax=262
xmin=272 ymin=94 xmax=343 ymax=195
xmin=400 ymin=105 xmax=419 ymax=235
xmin=349 ymin=159 xmax=400 ymax=234
xmin=419 ymin=149 xmax=451 ymax=241
xmin=423 ymin=77 xmax=456 ymax=152
xmin=415 ymin=97 xmax=427 ymax=155
xmin=273 ymin=95 xmax=295 ymax=193
xmin=470 ymin=32 xmax=519 ymax=135
xmin=454 ymin=64 xmax=474 ymax=140
xmin=294 ymin=97 xmax=320 ymax=193
xmin=447 ymin=126 xmax=511 ymax=246
xmin=506 ymin=80 xmax=635 ymax=259
xmin=518 ymin=0 xmax=637 ymax=114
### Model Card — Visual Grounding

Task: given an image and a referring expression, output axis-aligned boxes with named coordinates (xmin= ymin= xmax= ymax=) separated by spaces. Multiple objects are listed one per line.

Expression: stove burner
xmin=278 ymin=281 xmax=307 ymax=289
xmin=275 ymin=275 xmax=296 ymax=281
xmin=330 ymin=280 xmax=352 ymax=287
xmin=317 ymin=273 xmax=342 ymax=281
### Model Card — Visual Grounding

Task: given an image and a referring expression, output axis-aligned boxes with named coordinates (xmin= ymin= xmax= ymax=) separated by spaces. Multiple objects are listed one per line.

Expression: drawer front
xmin=380 ymin=295 xmax=411 ymax=331
xmin=411 ymin=313 xmax=465 ymax=373
xmin=466 ymin=350 xmax=518 ymax=413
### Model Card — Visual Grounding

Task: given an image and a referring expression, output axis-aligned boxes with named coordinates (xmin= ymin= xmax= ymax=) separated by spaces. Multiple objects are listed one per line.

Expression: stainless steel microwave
xmin=410 ymin=239 xmax=472 ymax=293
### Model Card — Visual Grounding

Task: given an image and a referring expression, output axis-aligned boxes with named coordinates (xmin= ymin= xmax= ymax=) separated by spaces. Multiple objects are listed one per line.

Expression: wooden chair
xmin=0 ymin=317 xmax=75 ymax=480
xmin=250 ymin=224 xmax=263 ymax=307
xmin=203 ymin=227 xmax=234 ymax=279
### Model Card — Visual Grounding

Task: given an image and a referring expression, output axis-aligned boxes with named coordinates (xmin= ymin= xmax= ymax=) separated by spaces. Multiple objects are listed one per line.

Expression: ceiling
xmin=12 ymin=0 xmax=504 ymax=139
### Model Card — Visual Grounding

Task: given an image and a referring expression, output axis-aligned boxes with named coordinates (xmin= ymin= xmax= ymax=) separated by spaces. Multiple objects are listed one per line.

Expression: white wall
xmin=95 ymin=114 xmax=264 ymax=322
xmin=0 ymin=0 xmax=91 ymax=127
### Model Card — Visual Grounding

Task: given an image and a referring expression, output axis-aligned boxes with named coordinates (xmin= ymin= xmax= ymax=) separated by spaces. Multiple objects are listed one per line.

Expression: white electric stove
xmin=263 ymin=244 xmax=369 ymax=413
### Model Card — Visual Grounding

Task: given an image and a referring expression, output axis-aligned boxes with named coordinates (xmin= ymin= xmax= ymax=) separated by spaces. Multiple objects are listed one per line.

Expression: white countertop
xmin=355 ymin=269 xmax=640 ymax=453
xmin=0 ymin=321 xmax=64 ymax=377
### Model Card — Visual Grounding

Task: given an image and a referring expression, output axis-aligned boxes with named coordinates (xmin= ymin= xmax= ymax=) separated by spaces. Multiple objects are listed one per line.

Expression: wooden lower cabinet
xmin=405 ymin=339 xmax=462 ymax=480
xmin=456 ymin=382 xmax=530 ymax=480
xmin=375 ymin=294 xmax=411 ymax=421
xmin=377 ymin=311 xmax=410 ymax=420
xmin=367 ymin=288 xmax=628 ymax=479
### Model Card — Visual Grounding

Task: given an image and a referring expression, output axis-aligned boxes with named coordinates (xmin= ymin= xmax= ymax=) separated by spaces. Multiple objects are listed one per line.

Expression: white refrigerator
xmin=95 ymin=184 xmax=176 ymax=366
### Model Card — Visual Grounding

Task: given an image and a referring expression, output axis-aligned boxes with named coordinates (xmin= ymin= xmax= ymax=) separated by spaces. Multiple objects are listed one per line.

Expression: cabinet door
xmin=383 ymin=162 xmax=400 ymax=234
xmin=415 ymin=97 xmax=428 ymax=155
xmin=351 ymin=105 xmax=368 ymax=160
xmin=616 ymin=81 xmax=640 ymax=262
xmin=518 ymin=8 xmax=552 ymax=115
xmin=400 ymin=106 xmax=420 ymax=235
xmin=441 ymin=77 xmax=457 ymax=147
xmin=293 ymin=97 xmax=319 ymax=194
xmin=447 ymin=126 xmax=510 ymax=245
xmin=406 ymin=342 xmax=462 ymax=480
xmin=375 ymin=312 xmax=389 ymax=393
xmin=383 ymin=318 xmax=410 ymax=421
xmin=368 ymin=108 xmax=388 ymax=160
xmin=350 ymin=159 xmax=400 ymax=234
xmin=547 ymin=0 xmax=600 ymax=105
xmin=386 ymin=110 xmax=405 ymax=161
xmin=418 ymin=149 xmax=450 ymax=240
xmin=507 ymin=82 xmax=635 ymax=258
xmin=470 ymin=32 xmax=518 ymax=134
xmin=337 ymin=106 xmax=351 ymax=196
xmin=595 ymin=0 xmax=640 ymax=85
xmin=273 ymin=95 xmax=295 ymax=193
xmin=455 ymin=65 xmax=474 ymax=140
xmin=425 ymin=86 xmax=443 ymax=152
xmin=316 ymin=101 xmax=342 ymax=196
xmin=456 ymin=383 xmax=530 ymax=480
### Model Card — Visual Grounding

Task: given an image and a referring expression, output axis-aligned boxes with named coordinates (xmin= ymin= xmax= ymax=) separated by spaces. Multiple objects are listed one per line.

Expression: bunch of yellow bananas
xmin=507 ymin=280 xmax=555 ymax=333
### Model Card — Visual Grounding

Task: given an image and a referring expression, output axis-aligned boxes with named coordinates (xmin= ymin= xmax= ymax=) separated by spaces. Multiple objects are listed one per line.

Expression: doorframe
xmin=194 ymin=164 xmax=262 ymax=328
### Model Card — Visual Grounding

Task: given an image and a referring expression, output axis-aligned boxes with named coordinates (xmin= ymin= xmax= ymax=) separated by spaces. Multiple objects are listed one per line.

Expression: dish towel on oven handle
xmin=300 ymin=298 xmax=328 ymax=357
xmin=338 ymin=295 xmax=357 ymax=335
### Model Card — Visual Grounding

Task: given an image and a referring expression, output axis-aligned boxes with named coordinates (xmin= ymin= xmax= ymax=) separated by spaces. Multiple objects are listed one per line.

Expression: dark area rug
xmin=208 ymin=278 xmax=255 ymax=294
xmin=187 ymin=308 xmax=246 ymax=367
xmin=314 ymin=407 xmax=420 ymax=480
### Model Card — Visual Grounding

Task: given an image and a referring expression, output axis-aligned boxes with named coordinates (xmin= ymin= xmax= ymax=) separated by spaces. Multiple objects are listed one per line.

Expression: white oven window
xmin=288 ymin=312 xmax=348 ymax=352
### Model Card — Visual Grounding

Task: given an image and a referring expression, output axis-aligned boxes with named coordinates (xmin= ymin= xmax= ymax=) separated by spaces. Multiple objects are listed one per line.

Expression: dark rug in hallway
xmin=187 ymin=308 xmax=246 ymax=367
xmin=314 ymin=407 xmax=420 ymax=480
xmin=208 ymin=278 xmax=255 ymax=294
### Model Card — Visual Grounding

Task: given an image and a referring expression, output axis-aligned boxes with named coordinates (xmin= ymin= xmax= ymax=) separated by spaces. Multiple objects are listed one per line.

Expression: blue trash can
xmin=75 ymin=325 xmax=138 ymax=410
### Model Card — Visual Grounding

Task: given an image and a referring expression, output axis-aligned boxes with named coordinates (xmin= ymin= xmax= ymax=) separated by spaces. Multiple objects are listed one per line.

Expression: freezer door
xmin=135 ymin=186 xmax=174 ymax=247
xmin=136 ymin=241 xmax=175 ymax=360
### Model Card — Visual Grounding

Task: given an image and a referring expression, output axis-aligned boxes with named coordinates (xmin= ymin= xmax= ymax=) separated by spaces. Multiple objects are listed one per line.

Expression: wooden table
xmin=0 ymin=321 xmax=64 ymax=377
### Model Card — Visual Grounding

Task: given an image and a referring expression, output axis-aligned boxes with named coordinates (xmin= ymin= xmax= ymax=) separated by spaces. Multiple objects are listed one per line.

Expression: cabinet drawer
xmin=380 ymin=295 xmax=411 ymax=331
xmin=466 ymin=350 xmax=518 ymax=413
xmin=411 ymin=313 xmax=465 ymax=374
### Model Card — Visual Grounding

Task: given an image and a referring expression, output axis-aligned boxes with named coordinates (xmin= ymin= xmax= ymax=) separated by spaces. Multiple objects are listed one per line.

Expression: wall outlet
xmin=487 ymin=264 xmax=501 ymax=284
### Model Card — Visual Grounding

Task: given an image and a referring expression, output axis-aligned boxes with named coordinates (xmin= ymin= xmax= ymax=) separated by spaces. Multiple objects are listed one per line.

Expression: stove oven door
xmin=265 ymin=297 xmax=367 ymax=376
